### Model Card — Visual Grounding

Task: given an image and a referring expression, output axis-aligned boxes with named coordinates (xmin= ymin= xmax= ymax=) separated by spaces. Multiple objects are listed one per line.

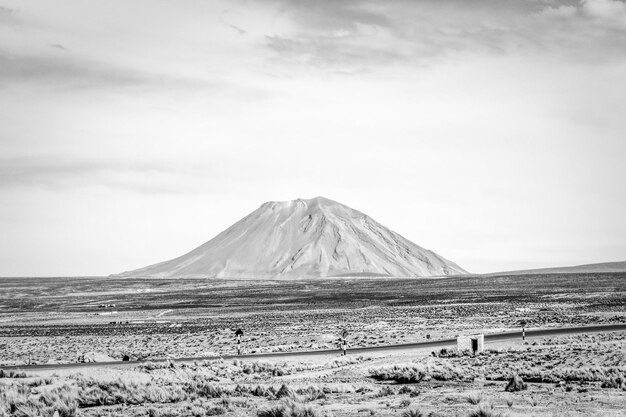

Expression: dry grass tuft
xmin=467 ymin=405 xmax=503 ymax=417
xmin=504 ymin=374 xmax=527 ymax=392
xmin=401 ymin=408 xmax=423 ymax=417
xmin=0 ymin=369 xmax=27 ymax=378
xmin=466 ymin=393 xmax=482 ymax=404
xmin=370 ymin=360 xmax=466 ymax=384
xmin=0 ymin=383 xmax=78 ymax=417
xmin=257 ymin=400 xmax=319 ymax=417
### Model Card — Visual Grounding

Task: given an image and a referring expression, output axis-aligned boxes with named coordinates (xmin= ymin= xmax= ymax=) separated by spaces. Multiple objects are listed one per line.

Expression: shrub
xmin=370 ymin=361 xmax=468 ymax=384
xmin=399 ymin=399 xmax=411 ymax=407
xmin=189 ymin=382 xmax=230 ymax=399
xmin=467 ymin=393 xmax=482 ymax=404
xmin=296 ymin=386 xmax=326 ymax=401
xmin=0 ymin=383 xmax=78 ymax=417
xmin=276 ymin=384 xmax=297 ymax=401
xmin=467 ymin=406 xmax=503 ymax=417
xmin=242 ymin=361 xmax=293 ymax=376
xmin=76 ymin=376 xmax=187 ymax=406
xmin=401 ymin=409 xmax=423 ymax=417
xmin=257 ymin=400 xmax=319 ymax=417
xmin=601 ymin=375 xmax=624 ymax=389
xmin=505 ymin=374 xmax=527 ymax=392
xmin=0 ymin=370 xmax=27 ymax=378
xmin=398 ymin=386 xmax=413 ymax=394
xmin=251 ymin=385 xmax=273 ymax=398
xmin=374 ymin=386 xmax=395 ymax=397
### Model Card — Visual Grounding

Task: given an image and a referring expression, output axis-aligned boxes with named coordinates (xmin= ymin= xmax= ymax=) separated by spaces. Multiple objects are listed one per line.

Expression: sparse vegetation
xmin=0 ymin=369 xmax=27 ymax=378
xmin=0 ymin=383 xmax=78 ymax=417
xmin=370 ymin=360 xmax=466 ymax=384
xmin=600 ymin=375 xmax=624 ymax=389
xmin=0 ymin=274 xmax=624 ymax=416
xmin=2 ymin=274 xmax=624 ymax=365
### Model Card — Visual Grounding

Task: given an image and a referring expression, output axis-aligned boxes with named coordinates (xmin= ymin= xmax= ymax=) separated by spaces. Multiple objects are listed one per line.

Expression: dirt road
xmin=1 ymin=323 xmax=624 ymax=371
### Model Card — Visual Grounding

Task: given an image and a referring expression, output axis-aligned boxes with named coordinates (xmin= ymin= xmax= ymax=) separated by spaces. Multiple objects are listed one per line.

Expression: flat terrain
xmin=1 ymin=273 xmax=625 ymax=416
xmin=0 ymin=273 xmax=623 ymax=365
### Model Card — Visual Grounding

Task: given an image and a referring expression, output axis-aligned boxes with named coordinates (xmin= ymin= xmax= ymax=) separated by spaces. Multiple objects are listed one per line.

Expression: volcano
xmin=117 ymin=197 xmax=468 ymax=278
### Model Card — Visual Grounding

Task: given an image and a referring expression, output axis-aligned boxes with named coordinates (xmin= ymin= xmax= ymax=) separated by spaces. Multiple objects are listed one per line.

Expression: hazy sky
xmin=1 ymin=0 xmax=625 ymax=276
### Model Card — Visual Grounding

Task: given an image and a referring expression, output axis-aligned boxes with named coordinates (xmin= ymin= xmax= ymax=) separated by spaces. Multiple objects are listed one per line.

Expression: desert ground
xmin=1 ymin=273 xmax=625 ymax=416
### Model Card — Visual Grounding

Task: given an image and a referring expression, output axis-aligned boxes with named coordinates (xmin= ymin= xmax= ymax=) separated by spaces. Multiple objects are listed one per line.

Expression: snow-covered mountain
xmin=117 ymin=197 xmax=468 ymax=279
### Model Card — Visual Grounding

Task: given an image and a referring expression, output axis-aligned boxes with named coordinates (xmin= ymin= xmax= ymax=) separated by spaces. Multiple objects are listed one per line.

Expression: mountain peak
xmin=305 ymin=196 xmax=338 ymax=205
xmin=262 ymin=196 xmax=340 ymax=209
xmin=118 ymin=198 xmax=468 ymax=279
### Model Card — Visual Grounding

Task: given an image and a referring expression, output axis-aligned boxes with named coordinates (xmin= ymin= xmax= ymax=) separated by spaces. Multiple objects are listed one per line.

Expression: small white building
xmin=457 ymin=333 xmax=484 ymax=354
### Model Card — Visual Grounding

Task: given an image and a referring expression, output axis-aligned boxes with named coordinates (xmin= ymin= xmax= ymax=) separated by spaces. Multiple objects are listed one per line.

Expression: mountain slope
xmin=117 ymin=197 xmax=468 ymax=279
xmin=489 ymin=261 xmax=626 ymax=276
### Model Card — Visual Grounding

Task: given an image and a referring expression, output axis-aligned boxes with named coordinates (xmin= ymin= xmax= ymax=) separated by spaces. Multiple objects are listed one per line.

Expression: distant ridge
xmin=489 ymin=261 xmax=626 ymax=276
xmin=116 ymin=196 xmax=468 ymax=279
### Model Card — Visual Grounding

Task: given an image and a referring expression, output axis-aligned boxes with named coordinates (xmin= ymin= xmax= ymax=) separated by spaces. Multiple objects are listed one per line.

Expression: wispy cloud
xmin=0 ymin=5 xmax=15 ymax=15
xmin=540 ymin=0 xmax=626 ymax=30
xmin=0 ymin=6 xmax=225 ymax=93
xmin=228 ymin=23 xmax=247 ymax=35
xmin=0 ymin=157 xmax=203 ymax=194
xmin=0 ymin=43 xmax=234 ymax=94
xmin=0 ymin=52 xmax=154 ymax=89
xmin=265 ymin=34 xmax=406 ymax=68
xmin=260 ymin=0 xmax=626 ymax=70
xmin=49 ymin=43 xmax=68 ymax=51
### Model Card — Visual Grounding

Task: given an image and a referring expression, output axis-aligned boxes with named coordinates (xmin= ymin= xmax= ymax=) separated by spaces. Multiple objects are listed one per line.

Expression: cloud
xmin=0 ymin=49 xmax=221 ymax=93
xmin=582 ymin=0 xmax=626 ymax=19
xmin=261 ymin=0 xmax=626 ymax=71
xmin=270 ymin=0 xmax=392 ymax=32
xmin=0 ymin=5 xmax=225 ymax=93
xmin=541 ymin=0 xmax=626 ymax=24
xmin=0 ymin=52 xmax=156 ymax=89
xmin=49 ymin=43 xmax=68 ymax=51
xmin=0 ymin=5 xmax=15 ymax=15
xmin=0 ymin=157 xmax=202 ymax=194
xmin=0 ymin=4 xmax=16 ymax=24
xmin=265 ymin=34 xmax=405 ymax=68
xmin=228 ymin=23 xmax=247 ymax=35
xmin=534 ymin=0 xmax=626 ymax=61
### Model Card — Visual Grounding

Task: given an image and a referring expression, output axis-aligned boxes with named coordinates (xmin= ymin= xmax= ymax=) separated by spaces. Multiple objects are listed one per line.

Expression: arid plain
xmin=1 ymin=273 xmax=625 ymax=416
